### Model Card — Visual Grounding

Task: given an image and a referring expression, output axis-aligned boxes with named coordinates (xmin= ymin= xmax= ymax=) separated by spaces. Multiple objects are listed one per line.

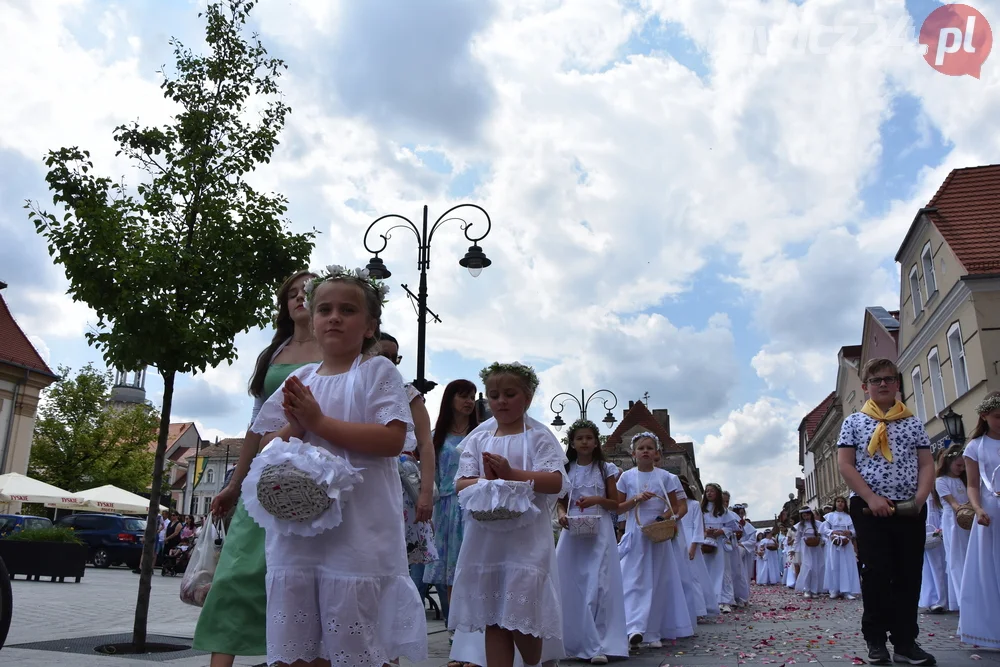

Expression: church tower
xmin=110 ymin=367 xmax=148 ymax=408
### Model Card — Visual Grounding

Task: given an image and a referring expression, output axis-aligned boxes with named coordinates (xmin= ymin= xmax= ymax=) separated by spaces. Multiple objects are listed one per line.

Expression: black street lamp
xmin=549 ymin=389 xmax=619 ymax=431
xmin=940 ymin=407 xmax=966 ymax=445
xmin=363 ymin=204 xmax=493 ymax=395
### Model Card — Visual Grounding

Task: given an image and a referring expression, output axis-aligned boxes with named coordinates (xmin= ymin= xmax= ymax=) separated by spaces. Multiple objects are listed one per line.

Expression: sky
xmin=0 ymin=0 xmax=995 ymax=520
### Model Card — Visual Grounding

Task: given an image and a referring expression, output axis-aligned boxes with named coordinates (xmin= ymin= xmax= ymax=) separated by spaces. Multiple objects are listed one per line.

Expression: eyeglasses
xmin=866 ymin=376 xmax=899 ymax=386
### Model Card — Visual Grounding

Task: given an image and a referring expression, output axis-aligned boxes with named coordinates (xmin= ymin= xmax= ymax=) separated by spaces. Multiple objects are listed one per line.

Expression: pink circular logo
xmin=919 ymin=4 xmax=992 ymax=78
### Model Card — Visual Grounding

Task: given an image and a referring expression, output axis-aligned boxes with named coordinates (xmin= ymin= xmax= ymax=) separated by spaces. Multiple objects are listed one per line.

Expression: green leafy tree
xmin=27 ymin=0 xmax=313 ymax=649
xmin=29 ymin=364 xmax=161 ymax=495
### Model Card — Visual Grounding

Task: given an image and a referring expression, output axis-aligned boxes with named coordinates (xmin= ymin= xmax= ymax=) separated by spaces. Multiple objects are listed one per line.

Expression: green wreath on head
xmin=479 ymin=362 xmax=540 ymax=392
xmin=304 ymin=264 xmax=390 ymax=306
xmin=566 ymin=418 xmax=601 ymax=443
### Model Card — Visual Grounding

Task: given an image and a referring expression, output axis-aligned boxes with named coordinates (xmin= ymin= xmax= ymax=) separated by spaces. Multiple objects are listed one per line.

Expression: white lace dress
xmin=448 ymin=424 xmax=568 ymax=641
xmin=248 ymin=356 xmax=427 ymax=666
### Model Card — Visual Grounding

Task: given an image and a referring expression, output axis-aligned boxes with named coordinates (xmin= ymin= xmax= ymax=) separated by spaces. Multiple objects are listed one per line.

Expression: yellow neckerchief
xmin=860 ymin=399 xmax=913 ymax=463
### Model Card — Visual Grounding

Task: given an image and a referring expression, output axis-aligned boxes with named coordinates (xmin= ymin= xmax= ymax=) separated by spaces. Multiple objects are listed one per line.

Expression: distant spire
xmin=110 ymin=366 xmax=148 ymax=407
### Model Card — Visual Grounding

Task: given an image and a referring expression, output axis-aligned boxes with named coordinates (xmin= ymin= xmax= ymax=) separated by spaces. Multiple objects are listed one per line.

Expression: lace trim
xmin=457 ymin=458 xmax=481 ymax=479
xmin=251 ymin=416 xmax=287 ymax=436
xmin=376 ymin=403 xmax=413 ymax=430
xmin=267 ymin=639 xmax=427 ymax=667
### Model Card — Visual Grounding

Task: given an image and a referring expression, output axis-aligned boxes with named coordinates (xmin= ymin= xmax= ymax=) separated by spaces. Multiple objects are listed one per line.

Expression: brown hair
xmin=834 ymin=496 xmax=848 ymax=512
xmin=862 ymin=358 xmax=900 ymax=383
xmin=934 ymin=443 xmax=968 ymax=505
xmin=970 ymin=390 xmax=1000 ymax=440
xmin=701 ymin=483 xmax=725 ymax=517
xmin=432 ymin=379 xmax=480 ymax=450
xmin=309 ymin=277 xmax=383 ymax=354
xmin=483 ymin=372 xmax=535 ymax=406
xmin=248 ymin=270 xmax=314 ymax=397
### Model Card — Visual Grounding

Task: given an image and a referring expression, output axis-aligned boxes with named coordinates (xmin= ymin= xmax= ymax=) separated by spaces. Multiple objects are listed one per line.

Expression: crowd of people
xmin=184 ymin=268 xmax=1000 ymax=667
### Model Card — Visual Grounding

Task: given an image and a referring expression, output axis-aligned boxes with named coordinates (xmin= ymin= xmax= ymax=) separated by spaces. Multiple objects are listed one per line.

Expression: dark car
xmin=55 ymin=513 xmax=145 ymax=568
xmin=0 ymin=515 xmax=53 ymax=538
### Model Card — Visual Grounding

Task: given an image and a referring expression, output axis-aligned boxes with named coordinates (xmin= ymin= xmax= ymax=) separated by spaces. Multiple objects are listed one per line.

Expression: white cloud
xmin=10 ymin=289 xmax=96 ymax=340
xmin=26 ymin=335 xmax=51 ymax=366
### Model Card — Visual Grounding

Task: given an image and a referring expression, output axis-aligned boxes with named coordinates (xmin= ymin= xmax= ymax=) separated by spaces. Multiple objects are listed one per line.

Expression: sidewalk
xmin=1 ymin=568 xmax=993 ymax=666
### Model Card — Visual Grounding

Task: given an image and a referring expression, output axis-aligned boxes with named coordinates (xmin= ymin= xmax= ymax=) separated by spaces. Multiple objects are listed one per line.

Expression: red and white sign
xmin=919 ymin=4 xmax=992 ymax=78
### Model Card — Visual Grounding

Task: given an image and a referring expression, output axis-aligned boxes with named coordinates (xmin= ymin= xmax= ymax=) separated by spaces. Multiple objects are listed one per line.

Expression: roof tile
xmin=0 ymin=293 xmax=56 ymax=377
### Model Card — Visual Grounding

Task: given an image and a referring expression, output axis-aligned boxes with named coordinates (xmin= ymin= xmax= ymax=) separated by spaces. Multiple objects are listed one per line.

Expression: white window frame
xmin=947 ymin=322 xmax=970 ymax=397
xmin=927 ymin=347 xmax=945 ymax=415
xmin=921 ymin=242 xmax=937 ymax=297
xmin=909 ymin=265 xmax=922 ymax=318
xmin=910 ymin=366 xmax=927 ymax=423
xmin=205 ymin=467 xmax=215 ymax=484
xmin=202 ymin=495 xmax=213 ymax=515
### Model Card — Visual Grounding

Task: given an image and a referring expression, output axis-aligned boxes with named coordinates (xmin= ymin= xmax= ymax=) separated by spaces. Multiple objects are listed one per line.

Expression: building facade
xmin=895 ymin=165 xmax=1000 ymax=445
xmin=601 ymin=400 xmax=703 ymax=498
xmin=187 ymin=437 xmax=243 ymax=517
xmin=0 ymin=284 xmax=59 ymax=492
xmin=799 ymin=391 xmax=836 ymax=509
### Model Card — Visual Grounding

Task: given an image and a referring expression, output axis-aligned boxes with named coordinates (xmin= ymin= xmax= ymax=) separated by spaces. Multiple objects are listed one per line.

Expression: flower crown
xmin=567 ymin=418 xmax=600 ymax=439
xmin=304 ymin=265 xmax=390 ymax=306
xmin=630 ymin=431 xmax=660 ymax=451
xmin=479 ymin=362 xmax=540 ymax=392
xmin=976 ymin=394 xmax=1000 ymax=415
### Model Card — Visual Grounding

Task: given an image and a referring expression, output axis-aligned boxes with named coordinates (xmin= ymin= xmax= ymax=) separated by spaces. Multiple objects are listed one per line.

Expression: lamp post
xmin=940 ymin=407 xmax=966 ymax=445
xmin=549 ymin=389 xmax=619 ymax=431
xmin=363 ymin=204 xmax=493 ymax=394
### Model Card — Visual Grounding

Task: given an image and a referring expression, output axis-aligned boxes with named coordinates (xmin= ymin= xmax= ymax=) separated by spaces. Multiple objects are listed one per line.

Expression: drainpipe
xmin=0 ymin=368 xmax=29 ymax=475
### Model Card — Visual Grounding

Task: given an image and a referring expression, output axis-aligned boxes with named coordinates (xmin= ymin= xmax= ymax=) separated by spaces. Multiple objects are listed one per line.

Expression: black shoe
xmin=629 ymin=633 xmax=643 ymax=646
xmin=867 ymin=641 xmax=891 ymax=664
xmin=893 ymin=643 xmax=935 ymax=665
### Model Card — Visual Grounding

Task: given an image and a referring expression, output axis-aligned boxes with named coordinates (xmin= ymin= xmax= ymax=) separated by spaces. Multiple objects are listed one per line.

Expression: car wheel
xmin=92 ymin=548 xmax=111 ymax=568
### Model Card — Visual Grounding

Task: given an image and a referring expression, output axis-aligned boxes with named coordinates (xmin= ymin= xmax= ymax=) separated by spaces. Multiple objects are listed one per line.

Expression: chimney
xmin=652 ymin=408 xmax=670 ymax=436
xmin=624 ymin=400 xmax=634 ymax=418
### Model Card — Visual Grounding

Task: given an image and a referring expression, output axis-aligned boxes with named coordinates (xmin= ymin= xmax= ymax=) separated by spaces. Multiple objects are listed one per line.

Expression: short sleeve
xmin=964 ymin=437 xmax=981 ymax=462
xmin=404 ymin=383 xmax=422 ymax=404
xmin=602 ymin=462 xmax=618 ymax=479
xmin=662 ymin=471 xmax=684 ymax=497
xmin=837 ymin=415 xmax=857 ymax=448
xmin=529 ymin=428 xmax=569 ymax=495
xmin=934 ymin=477 xmax=950 ymax=498
xmin=249 ymin=364 xmax=317 ymax=435
xmin=911 ymin=419 xmax=931 ymax=448
xmin=363 ymin=357 xmax=414 ymax=430
xmin=616 ymin=470 xmax=631 ymax=497
xmin=456 ymin=431 xmax=486 ymax=480
xmin=687 ymin=504 xmax=705 ymax=544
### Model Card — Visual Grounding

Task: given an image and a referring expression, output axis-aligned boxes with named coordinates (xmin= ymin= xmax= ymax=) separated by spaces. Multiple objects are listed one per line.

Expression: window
xmin=947 ymin=322 xmax=970 ymax=396
xmin=909 ymin=265 xmax=922 ymax=318
xmin=203 ymin=496 xmax=214 ymax=515
xmin=205 ymin=468 xmax=215 ymax=484
xmin=911 ymin=367 xmax=927 ymax=423
xmin=928 ymin=348 xmax=946 ymax=414
xmin=921 ymin=242 xmax=937 ymax=296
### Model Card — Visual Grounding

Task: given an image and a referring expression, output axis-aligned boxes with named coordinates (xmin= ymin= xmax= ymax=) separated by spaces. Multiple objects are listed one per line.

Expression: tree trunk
xmin=132 ymin=369 xmax=175 ymax=651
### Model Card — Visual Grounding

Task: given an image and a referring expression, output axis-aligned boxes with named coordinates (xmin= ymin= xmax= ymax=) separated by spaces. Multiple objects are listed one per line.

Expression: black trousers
xmin=850 ymin=496 xmax=926 ymax=646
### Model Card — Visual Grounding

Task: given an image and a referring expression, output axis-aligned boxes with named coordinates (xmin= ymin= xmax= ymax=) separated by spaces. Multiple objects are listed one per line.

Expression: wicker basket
xmin=956 ymin=504 xmax=976 ymax=530
xmin=765 ymin=543 xmax=778 ymax=551
xmin=803 ymin=536 xmax=821 ymax=547
xmin=256 ymin=461 xmax=334 ymax=522
xmin=832 ymin=535 xmax=851 ymax=547
xmin=634 ymin=496 xmax=677 ymax=543
xmin=701 ymin=542 xmax=717 ymax=554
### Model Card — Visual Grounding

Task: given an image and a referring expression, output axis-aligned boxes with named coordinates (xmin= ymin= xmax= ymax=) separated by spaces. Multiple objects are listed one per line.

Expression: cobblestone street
xmin=1 ymin=569 xmax=994 ymax=666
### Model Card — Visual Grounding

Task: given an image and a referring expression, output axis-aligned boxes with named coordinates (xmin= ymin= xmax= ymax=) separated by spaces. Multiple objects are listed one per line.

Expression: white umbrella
xmin=46 ymin=484 xmax=167 ymax=514
xmin=0 ymin=472 xmax=84 ymax=507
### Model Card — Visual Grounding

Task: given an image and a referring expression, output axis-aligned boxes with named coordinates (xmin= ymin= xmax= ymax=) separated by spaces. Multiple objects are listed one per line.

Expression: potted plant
xmin=0 ymin=526 xmax=87 ymax=582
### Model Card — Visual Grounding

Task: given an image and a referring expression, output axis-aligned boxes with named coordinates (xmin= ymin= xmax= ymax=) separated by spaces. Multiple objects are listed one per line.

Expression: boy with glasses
xmin=837 ymin=358 xmax=935 ymax=665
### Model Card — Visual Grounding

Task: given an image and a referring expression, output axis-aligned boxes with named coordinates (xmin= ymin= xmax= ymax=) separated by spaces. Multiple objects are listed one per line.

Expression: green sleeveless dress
xmin=192 ymin=363 xmax=309 ymax=656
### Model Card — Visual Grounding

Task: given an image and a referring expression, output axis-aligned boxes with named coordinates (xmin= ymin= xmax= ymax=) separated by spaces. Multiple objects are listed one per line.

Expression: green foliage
xmin=4 ymin=526 xmax=82 ymax=544
xmin=28 ymin=364 xmax=161 ymax=495
xmin=25 ymin=0 xmax=314 ymax=648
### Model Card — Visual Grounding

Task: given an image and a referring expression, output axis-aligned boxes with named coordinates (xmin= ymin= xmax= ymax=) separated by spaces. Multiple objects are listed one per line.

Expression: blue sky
xmin=1 ymin=0 xmax=995 ymax=516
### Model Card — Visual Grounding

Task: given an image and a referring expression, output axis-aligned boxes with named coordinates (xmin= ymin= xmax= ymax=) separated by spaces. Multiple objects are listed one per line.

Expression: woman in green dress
xmin=193 ymin=269 xmax=322 ymax=667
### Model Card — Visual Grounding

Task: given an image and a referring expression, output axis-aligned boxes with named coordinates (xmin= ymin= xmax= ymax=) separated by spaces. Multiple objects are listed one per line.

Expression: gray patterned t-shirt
xmin=836 ymin=412 xmax=930 ymax=501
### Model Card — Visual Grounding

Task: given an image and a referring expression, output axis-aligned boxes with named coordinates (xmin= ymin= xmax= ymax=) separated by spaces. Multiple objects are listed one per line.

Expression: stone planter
xmin=0 ymin=540 xmax=87 ymax=582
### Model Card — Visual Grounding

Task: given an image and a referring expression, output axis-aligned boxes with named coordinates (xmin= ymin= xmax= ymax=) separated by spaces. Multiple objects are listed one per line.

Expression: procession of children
xmin=191 ymin=267 xmax=1000 ymax=667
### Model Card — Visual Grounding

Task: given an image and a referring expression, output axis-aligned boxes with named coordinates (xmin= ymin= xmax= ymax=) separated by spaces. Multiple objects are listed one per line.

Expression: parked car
xmin=55 ymin=513 xmax=145 ymax=568
xmin=0 ymin=515 xmax=53 ymax=539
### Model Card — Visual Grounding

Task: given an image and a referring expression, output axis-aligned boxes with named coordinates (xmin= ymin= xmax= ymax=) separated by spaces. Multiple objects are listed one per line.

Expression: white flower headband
xmin=630 ymin=431 xmax=660 ymax=451
xmin=304 ymin=265 xmax=390 ymax=307
xmin=976 ymin=394 xmax=1000 ymax=415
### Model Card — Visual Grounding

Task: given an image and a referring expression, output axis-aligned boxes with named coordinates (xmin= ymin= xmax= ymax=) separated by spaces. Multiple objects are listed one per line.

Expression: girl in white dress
xmin=757 ymin=531 xmax=783 ymax=585
xmin=784 ymin=526 xmax=798 ymax=588
xmin=959 ymin=392 xmax=1000 ymax=649
xmin=821 ymin=497 xmax=860 ymax=599
xmin=449 ymin=362 xmax=568 ymax=667
xmin=617 ymin=433 xmax=693 ymax=646
xmin=554 ymin=419 xmax=628 ymax=665
xmin=678 ymin=475 xmax=719 ymax=618
xmin=245 ymin=267 xmax=427 ymax=667
xmin=935 ymin=444 xmax=970 ymax=607
xmin=920 ymin=486 xmax=950 ymax=613
xmin=701 ymin=483 xmax=734 ymax=612
xmin=794 ymin=507 xmax=825 ymax=598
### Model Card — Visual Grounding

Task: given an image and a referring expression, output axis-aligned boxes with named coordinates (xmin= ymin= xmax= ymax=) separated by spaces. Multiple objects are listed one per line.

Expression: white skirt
xmin=919 ymin=541 xmax=950 ymax=610
xmin=758 ymin=549 xmax=783 ymax=585
xmin=703 ymin=547 xmax=733 ymax=605
xmin=958 ymin=493 xmax=1000 ymax=649
xmin=941 ymin=506 xmax=971 ymax=605
xmin=823 ymin=541 xmax=861 ymax=595
xmin=618 ymin=529 xmax=694 ymax=640
xmin=795 ymin=544 xmax=825 ymax=594
xmin=555 ymin=513 xmax=628 ymax=659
